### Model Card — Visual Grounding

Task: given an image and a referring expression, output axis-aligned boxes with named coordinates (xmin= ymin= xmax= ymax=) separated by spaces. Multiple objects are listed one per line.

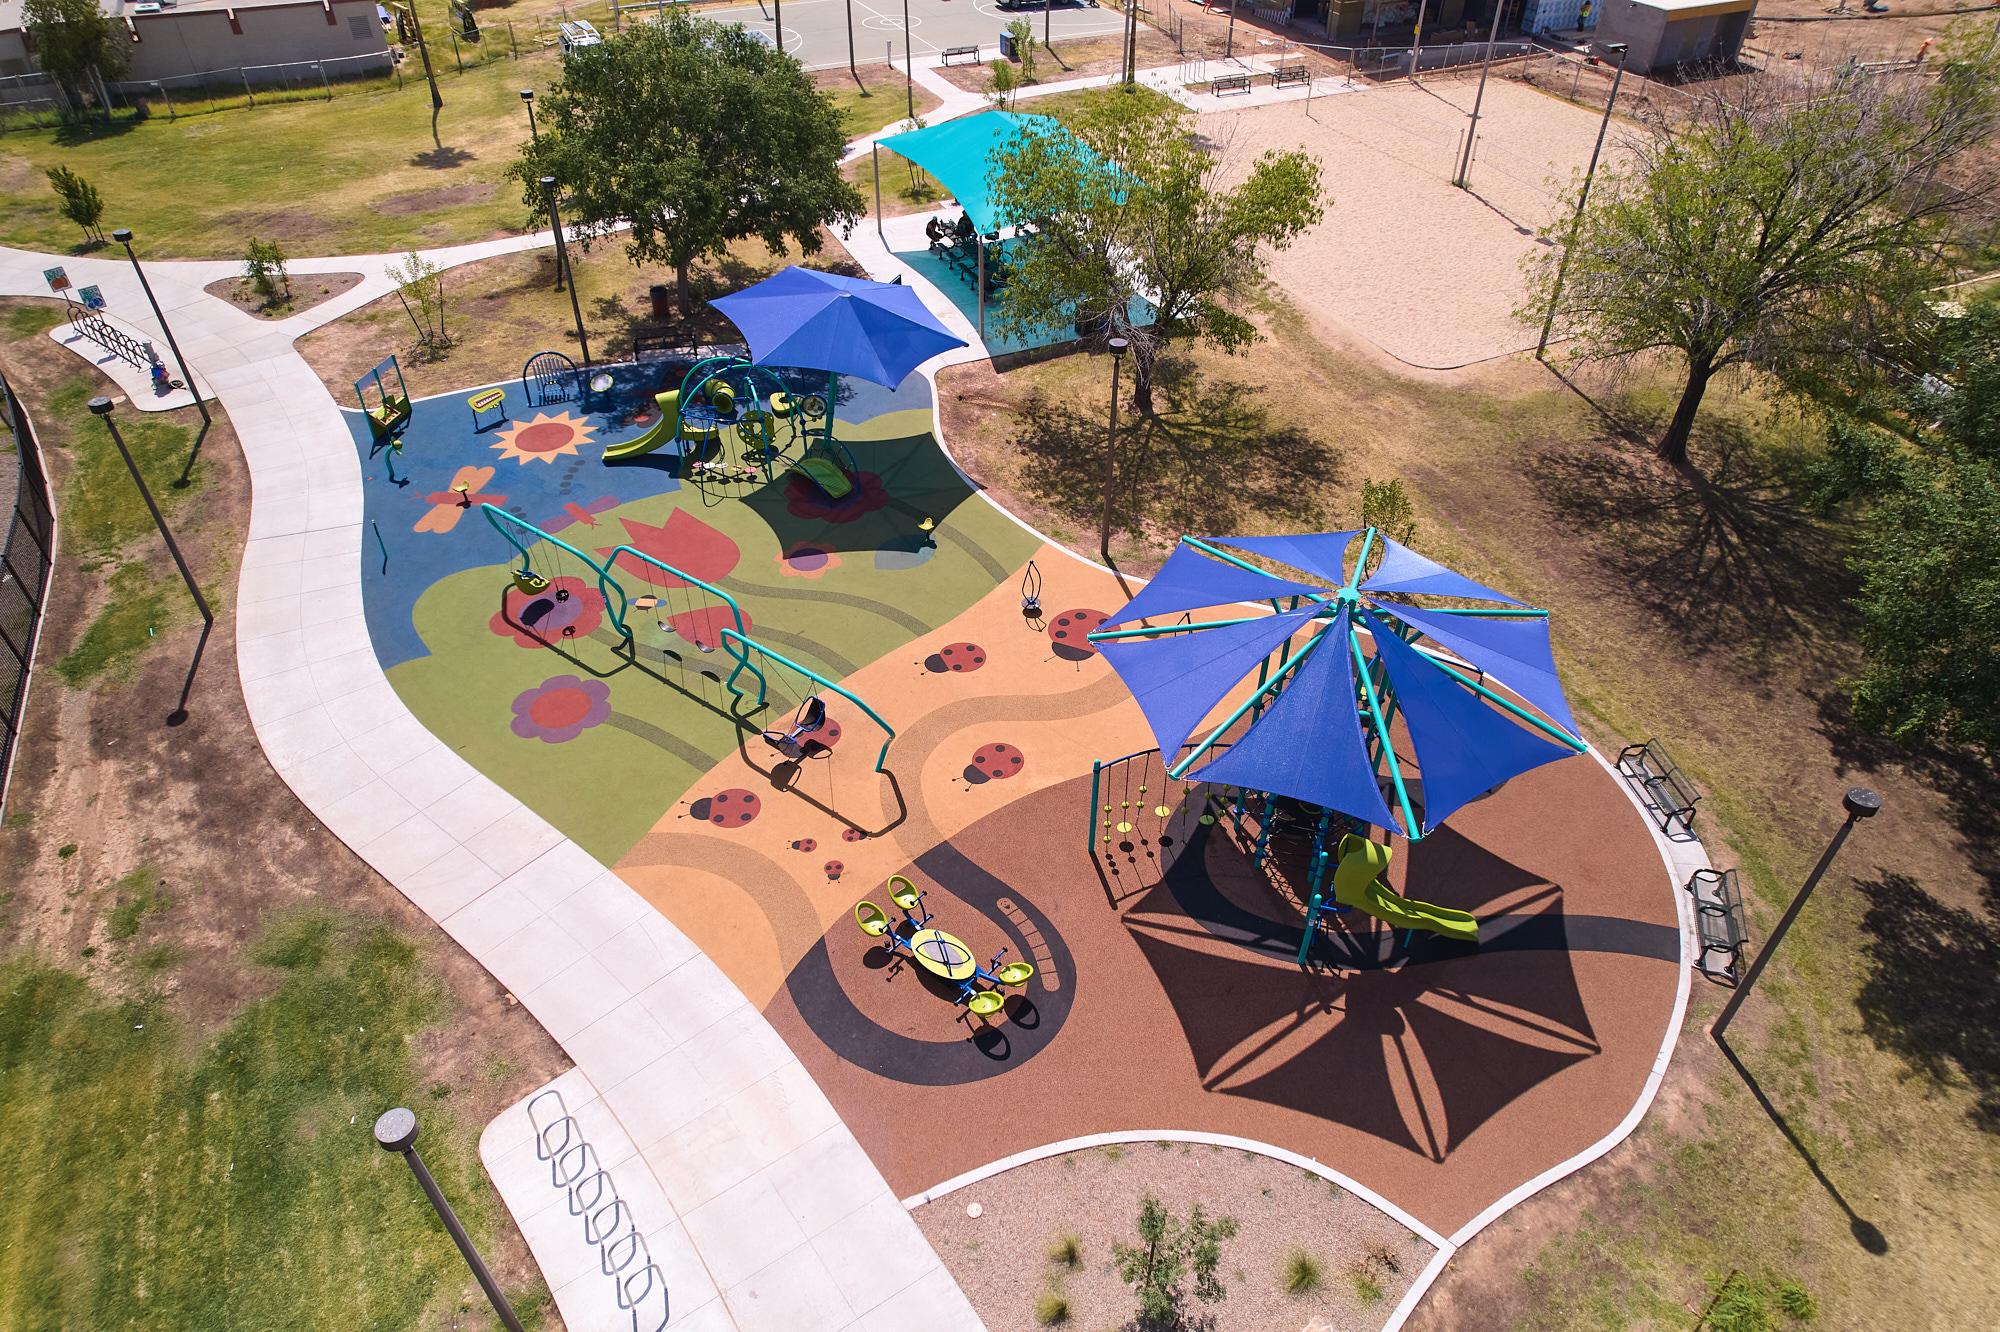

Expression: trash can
xmin=649 ymin=284 xmax=671 ymax=321
xmin=999 ymin=29 xmax=1017 ymax=60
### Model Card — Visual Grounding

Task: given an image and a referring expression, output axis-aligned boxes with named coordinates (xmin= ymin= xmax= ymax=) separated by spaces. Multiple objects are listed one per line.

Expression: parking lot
xmin=680 ymin=0 xmax=1129 ymax=72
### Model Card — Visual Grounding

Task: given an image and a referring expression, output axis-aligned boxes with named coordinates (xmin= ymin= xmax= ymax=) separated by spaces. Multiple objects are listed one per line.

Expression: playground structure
xmin=479 ymin=504 xmax=897 ymax=772
xmin=599 ymin=354 xmax=860 ymax=500
xmin=522 ymin=350 xmax=581 ymax=408
xmin=1087 ymin=529 xmax=1586 ymax=964
xmin=355 ymin=354 xmax=411 ymax=444
xmin=854 ymin=876 xmax=1036 ymax=1015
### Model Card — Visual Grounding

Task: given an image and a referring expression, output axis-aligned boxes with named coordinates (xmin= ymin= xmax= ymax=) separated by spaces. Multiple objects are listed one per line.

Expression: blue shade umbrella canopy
xmin=709 ymin=265 xmax=967 ymax=389
xmin=1093 ymin=532 xmax=1585 ymax=838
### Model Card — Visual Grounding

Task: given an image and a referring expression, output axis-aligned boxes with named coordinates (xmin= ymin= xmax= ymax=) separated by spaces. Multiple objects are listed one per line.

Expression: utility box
xmin=1328 ymin=0 xmax=1365 ymax=35
xmin=1593 ymin=0 xmax=1754 ymax=69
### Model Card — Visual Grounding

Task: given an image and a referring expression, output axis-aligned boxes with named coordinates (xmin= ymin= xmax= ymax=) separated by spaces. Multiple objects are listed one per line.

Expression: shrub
xmin=1033 ymin=1290 xmax=1070 ymax=1325
xmin=1283 ymin=1249 xmax=1324 ymax=1295
xmin=1048 ymin=1230 xmax=1082 ymax=1269
xmin=1776 ymin=1278 xmax=1817 ymax=1321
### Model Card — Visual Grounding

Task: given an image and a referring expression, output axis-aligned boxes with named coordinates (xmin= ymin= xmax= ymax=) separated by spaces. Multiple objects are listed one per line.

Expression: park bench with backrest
xmin=1213 ymin=72 xmax=1253 ymax=96
xmin=1272 ymin=64 xmax=1310 ymax=88
xmin=1616 ymin=737 xmax=1703 ymax=835
xmin=942 ymin=45 xmax=981 ymax=65
xmin=1684 ymin=868 xmax=1747 ymax=985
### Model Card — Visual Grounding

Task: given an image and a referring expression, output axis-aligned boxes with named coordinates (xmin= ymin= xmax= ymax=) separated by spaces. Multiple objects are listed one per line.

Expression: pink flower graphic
xmin=510 ymin=675 xmax=612 ymax=744
xmin=775 ymin=542 xmax=842 ymax=579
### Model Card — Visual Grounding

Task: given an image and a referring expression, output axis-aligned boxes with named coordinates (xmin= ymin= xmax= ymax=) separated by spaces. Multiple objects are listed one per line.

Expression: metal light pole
xmin=1099 ymin=337 xmax=1129 ymax=564
xmin=1408 ymin=0 xmax=1429 ymax=81
xmin=1537 ymin=41 xmax=1627 ymax=359
xmin=113 ymin=229 xmax=210 ymax=487
xmin=1712 ymin=788 xmax=1881 ymax=1043
xmin=405 ymin=0 xmax=445 ymax=147
xmin=374 ymin=1109 xmax=526 ymax=1332
xmin=1225 ymin=0 xmax=1237 ymax=59
xmin=1125 ymin=0 xmax=1140 ymax=85
xmin=520 ymin=88 xmax=538 ymax=143
xmin=847 ymin=0 xmax=865 ymax=93
xmin=903 ymin=0 xmax=914 ymax=120
xmin=541 ymin=176 xmax=590 ymax=366
xmin=775 ymin=0 xmax=784 ymax=51
xmin=88 ymin=397 xmax=214 ymax=725
xmin=1455 ymin=0 xmax=1507 ymax=185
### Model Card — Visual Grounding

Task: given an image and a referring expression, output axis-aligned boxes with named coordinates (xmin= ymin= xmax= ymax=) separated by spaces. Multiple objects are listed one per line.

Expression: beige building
xmin=1 ymin=0 xmax=388 ymax=84
xmin=1593 ymin=0 xmax=1755 ymax=72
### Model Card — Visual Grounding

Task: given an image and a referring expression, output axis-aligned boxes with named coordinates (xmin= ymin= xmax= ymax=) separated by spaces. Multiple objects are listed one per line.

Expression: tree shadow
xmin=1811 ymin=690 xmax=2000 ymax=910
xmin=1850 ymin=871 xmax=2000 ymax=1130
xmin=1530 ymin=420 xmax=1859 ymax=666
xmin=1003 ymin=356 xmax=1346 ymax=546
xmin=408 ymin=146 xmax=475 ymax=169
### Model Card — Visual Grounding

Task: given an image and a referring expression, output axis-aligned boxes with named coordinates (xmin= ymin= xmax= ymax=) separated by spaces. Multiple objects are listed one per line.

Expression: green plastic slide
xmin=1330 ymin=835 xmax=1479 ymax=943
xmin=601 ymin=391 xmax=684 ymax=462
xmin=789 ymin=455 xmax=854 ymax=499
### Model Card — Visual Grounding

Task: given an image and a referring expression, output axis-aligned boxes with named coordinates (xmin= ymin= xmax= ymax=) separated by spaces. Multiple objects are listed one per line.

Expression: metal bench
xmin=942 ymin=45 xmax=981 ymax=65
xmin=1684 ymin=868 xmax=1747 ymax=985
xmin=1272 ymin=64 xmax=1310 ymax=88
xmin=1617 ymin=737 xmax=1703 ymax=835
xmin=1212 ymin=72 xmax=1254 ymax=95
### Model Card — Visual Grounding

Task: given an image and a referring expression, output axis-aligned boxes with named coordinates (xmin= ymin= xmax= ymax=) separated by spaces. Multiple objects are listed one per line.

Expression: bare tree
xmin=1525 ymin=30 xmax=2000 ymax=466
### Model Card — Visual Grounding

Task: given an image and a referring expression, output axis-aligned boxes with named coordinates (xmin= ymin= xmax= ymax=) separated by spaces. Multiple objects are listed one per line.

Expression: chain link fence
xmin=0 ymin=371 xmax=57 ymax=822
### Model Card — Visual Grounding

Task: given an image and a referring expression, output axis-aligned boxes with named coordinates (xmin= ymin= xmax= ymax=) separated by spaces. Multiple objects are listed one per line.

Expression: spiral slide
xmin=1330 ymin=835 xmax=1480 ymax=943
xmin=601 ymin=391 xmax=685 ymax=462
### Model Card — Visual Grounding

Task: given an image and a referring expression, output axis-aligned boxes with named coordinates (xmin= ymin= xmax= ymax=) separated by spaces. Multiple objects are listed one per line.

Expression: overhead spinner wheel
xmin=854 ymin=900 xmax=890 ymax=937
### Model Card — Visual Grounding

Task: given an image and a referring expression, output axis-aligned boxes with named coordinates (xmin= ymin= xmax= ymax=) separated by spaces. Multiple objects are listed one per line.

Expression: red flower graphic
xmin=489 ymin=576 xmax=604 ymax=648
xmin=510 ymin=675 xmax=612 ymax=744
xmin=784 ymin=470 xmax=890 ymax=525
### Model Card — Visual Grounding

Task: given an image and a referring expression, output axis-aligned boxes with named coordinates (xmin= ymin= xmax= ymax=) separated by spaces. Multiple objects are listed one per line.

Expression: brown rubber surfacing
xmin=763 ymin=743 xmax=1679 ymax=1237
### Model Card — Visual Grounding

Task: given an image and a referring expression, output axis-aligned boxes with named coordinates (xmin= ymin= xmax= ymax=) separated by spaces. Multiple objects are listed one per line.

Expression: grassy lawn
xmin=0 ymin=300 xmax=569 ymax=1330
xmin=0 ymin=0 xmax=919 ymax=260
xmin=936 ymin=289 xmax=2000 ymax=1329
xmin=0 ymin=920 xmax=533 ymax=1329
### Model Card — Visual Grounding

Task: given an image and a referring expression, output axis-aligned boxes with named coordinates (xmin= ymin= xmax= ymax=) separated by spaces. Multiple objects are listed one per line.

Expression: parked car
xmin=558 ymin=20 xmax=602 ymax=54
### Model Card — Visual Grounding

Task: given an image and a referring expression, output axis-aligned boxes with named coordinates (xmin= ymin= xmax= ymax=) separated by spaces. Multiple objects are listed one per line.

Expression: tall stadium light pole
xmin=904 ymin=0 xmax=914 ymax=119
xmin=88 ymin=398 xmax=214 ymax=725
xmin=1408 ymin=0 xmax=1428 ymax=81
xmin=1099 ymin=337 xmax=1129 ymax=564
xmin=1224 ymin=0 xmax=1237 ymax=59
xmin=113 ymin=229 xmax=210 ymax=487
xmin=374 ymin=1110 xmax=527 ymax=1332
xmin=1455 ymin=1 xmax=1507 ymax=185
xmin=1712 ymin=788 xmax=1882 ymax=1043
xmin=542 ymin=176 xmax=591 ymax=366
xmin=1125 ymin=0 xmax=1140 ymax=85
xmin=1044 ymin=0 xmax=1052 ymax=60
xmin=1537 ymin=41 xmax=1627 ymax=359
xmin=775 ymin=0 xmax=784 ymax=51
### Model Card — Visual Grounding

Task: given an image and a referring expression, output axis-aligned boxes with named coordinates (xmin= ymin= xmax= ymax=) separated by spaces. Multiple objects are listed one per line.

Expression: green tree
xmin=22 ymin=0 xmax=126 ymax=108
xmin=1007 ymin=18 xmax=1039 ymax=83
xmin=507 ymin=13 xmax=863 ymax=314
xmin=243 ymin=236 xmax=291 ymax=301
xmin=386 ymin=250 xmax=451 ymax=353
xmin=988 ymin=90 xmax=1324 ymax=414
xmin=986 ymin=58 xmax=1019 ymax=111
xmin=44 ymin=164 xmax=105 ymax=241
xmin=1110 ymin=1193 xmax=1238 ymax=1329
xmin=1525 ymin=36 xmax=2000 ymax=467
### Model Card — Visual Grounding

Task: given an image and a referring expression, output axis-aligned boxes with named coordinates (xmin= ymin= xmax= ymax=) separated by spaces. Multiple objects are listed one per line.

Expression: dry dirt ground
xmin=915 ymin=1144 xmax=1434 ymax=1332
xmin=0 ymin=299 xmax=573 ymax=1329
xmin=930 ymin=25 xmax=1186 ymax=93
xmin=203 ymin=271 xmax=367 ymax=322
xmin=296 ymin=230 xmax=867 ymax=402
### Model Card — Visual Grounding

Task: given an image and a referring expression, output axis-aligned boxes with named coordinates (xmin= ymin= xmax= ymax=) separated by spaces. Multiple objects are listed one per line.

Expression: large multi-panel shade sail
xmin=1093 ymin=533 xmax=1585 ymax=838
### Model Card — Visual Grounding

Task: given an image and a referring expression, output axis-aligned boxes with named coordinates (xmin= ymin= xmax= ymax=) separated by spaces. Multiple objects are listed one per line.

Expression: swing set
xmin=480 ymin=505 xmax=896 ymax=771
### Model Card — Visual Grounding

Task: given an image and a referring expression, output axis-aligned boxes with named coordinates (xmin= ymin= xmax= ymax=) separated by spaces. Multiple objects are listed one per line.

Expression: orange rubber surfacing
xmin=612 ymin=545 xmax=1682 ymax=1237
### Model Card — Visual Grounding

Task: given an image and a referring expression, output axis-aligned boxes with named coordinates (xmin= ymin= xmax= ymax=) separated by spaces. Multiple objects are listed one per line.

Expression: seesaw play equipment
xmin=481 ymin=505 xmax=897 ymax=772
xmin=854 ymin=877 xmax=1035 ymax=1014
